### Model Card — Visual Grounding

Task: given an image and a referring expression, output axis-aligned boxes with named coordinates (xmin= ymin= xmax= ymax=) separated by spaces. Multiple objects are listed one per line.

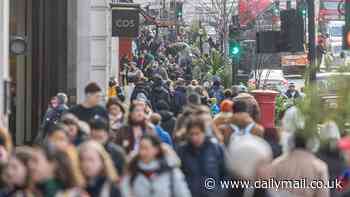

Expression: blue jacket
xmin=155 ymin=125 xmax=174 ymax=147
xmin=177 ymin=138 xmax=227 ymax=197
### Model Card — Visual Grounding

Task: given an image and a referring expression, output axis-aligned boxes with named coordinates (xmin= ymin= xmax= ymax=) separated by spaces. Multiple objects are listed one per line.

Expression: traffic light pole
xmin=307 ymin=0 xmax=316 ymax=82
xmin=232 ymin=56 xmax=239 ymax=85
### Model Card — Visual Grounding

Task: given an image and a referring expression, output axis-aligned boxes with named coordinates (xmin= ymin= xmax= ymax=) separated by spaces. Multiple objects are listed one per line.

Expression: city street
xmin=0 ymin=0 xmax=350 ymax=197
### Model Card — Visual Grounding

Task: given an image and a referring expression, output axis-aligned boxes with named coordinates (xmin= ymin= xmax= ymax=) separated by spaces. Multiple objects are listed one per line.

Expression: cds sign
xmin=112 ymin=8 xmax=139 ymax=37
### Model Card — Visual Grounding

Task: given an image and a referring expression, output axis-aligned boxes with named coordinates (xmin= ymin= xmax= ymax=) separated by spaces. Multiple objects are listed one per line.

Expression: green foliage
xmin=275 ymin=95 xmax=288 ymax=125
xmin=296 ymin=85 xmax=324 ymax=139
xmin=293 ymin=67 xmax=350 ymax=142
xmin=191 ymin=49 xmax=231 ymax=88
xmin=332 ymin=76 xmax=350 ymax=135
xmin=187 ymin=20 xmax=208 ymax=46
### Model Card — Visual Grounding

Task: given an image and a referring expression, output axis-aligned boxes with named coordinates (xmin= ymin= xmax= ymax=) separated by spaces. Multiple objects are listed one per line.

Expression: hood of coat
xmin=159 ymin=110 xmax=174 ymax=122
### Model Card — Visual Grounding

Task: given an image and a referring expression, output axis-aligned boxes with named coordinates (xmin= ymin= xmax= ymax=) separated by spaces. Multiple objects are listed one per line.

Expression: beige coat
xmin=266 ymin=149 xmax=330 ymax=197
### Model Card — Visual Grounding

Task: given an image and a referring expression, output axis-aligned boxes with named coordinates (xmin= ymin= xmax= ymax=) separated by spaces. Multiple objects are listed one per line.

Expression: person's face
xmin=91 ymin=130 xmax=109 ymax=144
xmin=189 ymin=126 xmax=206 ymax=147
xmin=66 ymin=124 xmax=79 ymax=141
xmin=139 ymin=139 xmax=159 ymax=164
xmin=109 ymin=104 xmax=123 ymax=117
xmin=51 ymin=98 xmax=58 ymax=108
xmin=48 ymin=131 xmax=70 ymax=150
xmin=80 ymin=148 xmax=103 ymax=180
xmin=131 ymin=105 xmax=146 ymax=124
xmin=289 ymin=86 xmax=295 ymax=92
xmin=86 ymin=92 xmax=102 ymax=106
xmin=4 ymin=157 xmax=27 ymax=187
xmin=0 ymin=145 xmax=9 ymax=164
xmin=28 ymin=150 xmax=55 ymax=183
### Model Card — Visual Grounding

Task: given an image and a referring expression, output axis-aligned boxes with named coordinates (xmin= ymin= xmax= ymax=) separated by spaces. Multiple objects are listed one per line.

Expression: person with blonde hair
xmin=55 ymin=145 xmax=88 ymax=197
xmin=79 ymin=141 xmax=121 ymax=197
xmin=0 ymin=128 xmax=12 ymax=165
xmin=1 ymin=147 xmax=34 ymax=196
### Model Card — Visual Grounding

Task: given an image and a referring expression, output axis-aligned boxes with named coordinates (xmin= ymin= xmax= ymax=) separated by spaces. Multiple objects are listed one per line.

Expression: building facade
xmin=0 ymin=0 xmax=113 ymax=144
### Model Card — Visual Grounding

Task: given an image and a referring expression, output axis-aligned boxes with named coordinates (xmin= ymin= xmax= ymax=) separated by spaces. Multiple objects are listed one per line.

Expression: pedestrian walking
xmin=79 ymin=141 xmax=121 ymax=197
xmin=61 ymin=113 xmax=89 ymax=146
xmin=150 ymin=113 xmax=174 ymax=147
xmin=285 ymin=83 xmax=301 ymax=99
xmin=130 ymin=71 xmax=151 ymax=103
xmin=121 ymin=135 xmax=191 ymax=197
xmin=1 ymin=147 xmax=33 ymax=197
xmin=150 ymin=75 xmax=171 ymax=111
xmin=28 ymin=146 xmax=64 ymax=197
xmin=265 ymin=134 xmax=330 ymax=197
xmin=69 ymin=82 xmax=108 ymax=123
xmin=89 ymin=117 xmax=126 ymax=175
xmin=209 ymin=78 xmax=224 ymax=104
xmin=172 ymin=78 xmax=187 ymax=115
xmin=37 ymin=94 xmax=69 ymax=142
xmin=106 ymin=97 xmax=125 ymax=135
xmin=157 ymin=100 xmax=176 ymax=136
xmin=115 ymin=102 xmax=156 ymax=154
xmin=177 ymin=117 xmax=227 ymax=197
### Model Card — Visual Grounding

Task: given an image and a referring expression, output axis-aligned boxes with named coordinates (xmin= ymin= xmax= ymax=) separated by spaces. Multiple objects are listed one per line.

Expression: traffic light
xmin=176 ymin=2 xmax=183 ymax=18
xmin=229 ymin=40 xmax=240 ymax=57
xmin=297 ymin=0 xmax=307 ymax=17
xmin=273 ymin=1 xmax=279 ymax=16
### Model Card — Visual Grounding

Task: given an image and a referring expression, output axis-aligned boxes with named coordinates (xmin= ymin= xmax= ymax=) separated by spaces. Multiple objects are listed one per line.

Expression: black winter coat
xmin=177 ymin=138 xmax=227 ymax=197
xmin=131 ymin=81 xmax=151 ymax=102
xmin=151 ymin=86 xmax=171 ymax=111
xmin=104 ymin=142 xmax=127 ymax=175
xmin=172 ymin=86 xmax=187 ymax=115
xmin=159 ymin=110 xmax=176 ymax=136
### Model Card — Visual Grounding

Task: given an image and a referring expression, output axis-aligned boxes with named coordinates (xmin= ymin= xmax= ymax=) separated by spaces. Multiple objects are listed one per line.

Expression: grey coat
xmin=121 ymin=168 xmax=192 ymax=197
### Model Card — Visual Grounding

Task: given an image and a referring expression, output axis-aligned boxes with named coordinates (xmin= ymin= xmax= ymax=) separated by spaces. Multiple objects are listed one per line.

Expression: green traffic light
xmin=232 ymin=47 xmax=240 ymax=55
xmin=302 ymin=9 xmax=307 ymax=16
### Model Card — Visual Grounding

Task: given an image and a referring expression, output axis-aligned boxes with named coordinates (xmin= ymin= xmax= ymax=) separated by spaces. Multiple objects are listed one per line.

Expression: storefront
xmin=7 ymin=0 xmax=112 ymax=144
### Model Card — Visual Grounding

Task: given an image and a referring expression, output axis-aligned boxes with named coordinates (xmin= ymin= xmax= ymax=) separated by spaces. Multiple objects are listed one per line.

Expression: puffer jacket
xmin=121 ymin=152 xmax=191 ymax=197
xmin=177 ymin=137 xmax=228 ymax=197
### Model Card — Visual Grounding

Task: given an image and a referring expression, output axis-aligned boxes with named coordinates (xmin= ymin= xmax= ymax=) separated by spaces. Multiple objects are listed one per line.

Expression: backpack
xmin=228 ymin=122 xmax=256 ymax=146
xmin=131 ymin=83 xmax=151 ymax=102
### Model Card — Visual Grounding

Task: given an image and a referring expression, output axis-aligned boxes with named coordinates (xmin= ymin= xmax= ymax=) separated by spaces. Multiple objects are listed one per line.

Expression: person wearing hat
xmin=285 ymin=83 xmax=301 ymax=99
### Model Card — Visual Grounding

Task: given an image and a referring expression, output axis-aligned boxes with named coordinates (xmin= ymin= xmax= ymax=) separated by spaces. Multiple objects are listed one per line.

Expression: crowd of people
xmin=1 ymin=29 xmax=350 ymax=197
